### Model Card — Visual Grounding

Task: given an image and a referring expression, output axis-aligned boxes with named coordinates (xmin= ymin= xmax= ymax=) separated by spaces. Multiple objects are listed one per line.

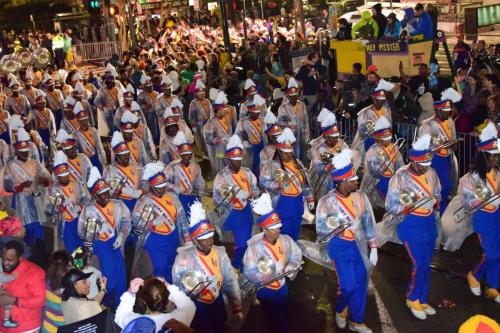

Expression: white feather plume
xmin=131 ymin=101 xmax=141 ymax=112
xmin=173 ymin=131 xmax=188 ymax=146
xmin=73 ymin=82 xmax=86 ymax=93
xmin=73 ymin=102 xmax=84 ymax=116
xmin=440 ymin=88 xmax=462 ymax=103
xmin=121 ymin=110 xmax=138 ymax=124
xmin=195 ymin=80 xmax=205 ymax=90
xmin=287 ymin=77 xmax=298 ymax=89
xmin=16 ymin=128 xmax=30 ymax=142
xmin=54 ymin=150 xmax=68 ymax=166
xmin=42 ymin=73 xmax=52 ymax=84
xmin=226 ymin=134 xmax=244 ymax=150
xmin=163 ymin=107 xmax=175 ymax=120
xmin=189 ymin=200 xmax=207 ymax=227
xmin=252 ymin=94 xmax=266 ymax=106
xmin=35 ymin=90 xmax=46 ymax=99
xmin=161 ymin=74 xmax=172 ymax=86
xmin=55 ymin=128 xmax=70 ymax=143
xmin=73 ymin=72 xmax=83 ymax=81
xmin=276 ymin=127 xmax=296 ymax=144
xmin=251 ymin=192 xmax=274 ymax=216
xmin=479 ymin=122 xmax=498 ymax=142
xmin=244 ymin=79 xmax=256 ymax=90
xmin=209 ymin=88 xmax=220 ymax=101
xmin=142 ymin=162 xmax=165 ymax=181
xmin=64 ymin=95 xmax=76 ymax=107
xmin=214 ymin=91 xmax=228 ymax=105
xmin=125 ymin=84 xmax=135 ymax=94
xmin=332 ymin=148 xmax=353 ymax=169
xmin=374 ymin=116 xmax=391 ymax=132
xmin=413 ymin=134 xmax=431 ymax=151
xmin=317 ymin=108 xmax=333 ymax=124
xmin=171 ymin=98 xmax=183 ymax=110
xmin=87 ymin=167 xmax=102 ymax=188
xmin=376 ymin=79 xmax=395 ymax=92
xmin=320 ymin=110 xmax=337 ymax=129
xmin=111 ymin=131 xmax=125 ymax=148
xmin=264 ymin=111 xmax=277 ymax=125
xmin=8 ymin=115 xmax=24 ymax=130
xmin=140 ymin=74 xmax=151 ymax=85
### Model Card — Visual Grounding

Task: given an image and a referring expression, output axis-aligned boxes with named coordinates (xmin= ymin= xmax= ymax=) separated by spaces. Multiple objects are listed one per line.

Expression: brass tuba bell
xmin=473 ymin=183 xmax=490 ymax=202
xmin=399 ymin=189 xmax=417 ymax=206
xmin=14 ymin=48 xmax=32 ymax=68
xmin=256 ymin=256 xmax=276 ymax=275
xmin=325 ymin=212 xmax=347 ymax=229
xmin=275 ymin=168 xmax=288 ymax=183
xmin=181 ymin=271 xmax=206 ymax=291
xmin=32 ymin=48 xmax=50 ymax=68
xmin=49 ymin=192 xmax=64 ymax=206
xmin=0 ymin=55 xmax=21 ymax=74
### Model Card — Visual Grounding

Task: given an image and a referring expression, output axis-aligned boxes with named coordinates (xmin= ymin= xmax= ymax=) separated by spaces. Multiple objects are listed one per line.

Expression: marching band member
xmin=61 ymin=95 xmax=80 ymax=134
xmin=418 ymin=97 xmax=458 ymax=214
xmin=132 ymin=162 xmax=189 ymax=282
xmin=48 ymin=151 xmax=89 ymax=254
xmin=155 ymin=75 xmax=178 ymax=142
xmin=0 ymin=106 xmax=10 ymax=144
xmin=259 ymin=111 xmax=282 ymax=171
xmin=188 ymin=80 xmax=212 ymax=156
xmin=20 ymin=71 xmax=40 ymax=107
xmin=352 ymin=80 xmax=393 ymax=159
xmin=41 ymin=73 xmax=64 ymax=128
xmin=105 ymin=131 xmax=144 ymax=213
xmin=203 ymin=94 xmax=233 ymax=174
xmin=260 ymin=128 xmax=314 ymax=241
xmin=138 ymin=74 xmax=160 ymax=145
xmin=73 ymin=81 xmax=95 ymax=127
xmin=114 ymin=84 xmax=140 ymax=129
xmin=243 ymin=193 xmax=303 ymax=333
xmin=213 ymin=134 xmax=258 ymax=270
xmin=159 ymin=107 xmax=182 ymax=165
xmin=119 ymin=111 xmax=149 ymax=166
xmin=211 ymin=90 xmax=238 ymax=132
xmin=2 ymin=128 xmax=52 ymax=250
xmin=79 ymin=167 xmax=131 ymax=306
xmin=54 ymin=69 xmax=73 ymax=98
xmin=73 ymin=102 xmax=107 ymax=173
xmin=95 ymin=70 xmax=123 ymax=134
xmin=316 ymin=149 xmax=378 ymax=333
xmin=170 ymin=98 xmax=194 ymax=145
xmin=236 ymin=99 xmax=266 ymax=178
xmin=360 ymin=116 xmax=404 ymax=209
xmin=165 ymin=131 xmax=206 ymax=216
xmin=309 ymin=109 xmax=348 ymax=198
xmin=460 ymin=123 xmax=500 ymax=303
xmin=4 ymin=78 xmax=30 ymax=116
xmin=385 ymin=134 xmax=441 ymax=320
xmin=55 ymin=128 xmax=92 ymax=184
xmin=130 ymin=102 xmax=157 ymax=162
xmin=29 ymin=90 xmax=56 ymax=154
xmin=172 ymin=201 xmax=243 ymax=332
xmin=277 ymin=78 xmax=310 ymax=161
xmin=8 ymin=115 xmax=42 ymax=162
xmin=239 ymin=78 xmax=258 ymax=119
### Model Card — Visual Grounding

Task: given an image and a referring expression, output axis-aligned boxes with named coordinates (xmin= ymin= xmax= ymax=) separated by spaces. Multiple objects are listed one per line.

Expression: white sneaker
xmin=349 ymin=323 xmax=373 ymax=333
xmin=467 ymin=272 xmax=481 ymax=296
xmin=421 ymin=304 xmax=437 ymax=315
xmin=335 ymin=312 xmax=347 ymax=329
xmin=406 ymin=299 xmax=427 ymax=320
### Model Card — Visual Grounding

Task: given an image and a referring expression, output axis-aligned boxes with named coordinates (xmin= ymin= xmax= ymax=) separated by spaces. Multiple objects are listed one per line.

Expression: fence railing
xmin=332 ymin=120 xmax=476 ymax=177
xmin=74 ymin=41 xmax=121 ymax=63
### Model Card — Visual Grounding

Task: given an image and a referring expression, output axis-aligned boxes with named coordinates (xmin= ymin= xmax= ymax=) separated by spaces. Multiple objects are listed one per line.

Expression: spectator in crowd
xmin=351 ymin=11 xmax=379 ymax=40
xmin=401 ymin=62 xmax=430 ymax=99
xmin=458 ymin=73 xmax=482 ymax=133
xmin=71 ymin=247 xmax=103 ymax=301
xmin=361 ymin=70 xmax=380 ymax=97
xmin=52 ymin=31 xmax=65 ymax=69
xmin=482 ymin=74 xmax=497 ymax=94
xmin=114 ymin=278 xmax=196 ymax=331
xmin=371 ymin=3 xmax=387 ymax=39
xmin=384 ymin=13 xmax=401 ymax=39
xmin=0 ymin=239 xmax=46 ymax=332
xmin=409 ymin=3 xmax=434 ymax=40
xmin=389 ymin=76 xmax=421 ymax=124
xmin=60 ymin=269 xmax=106 ymax=325
xmin=295 ymin=52 xmax=321 ymax=110
xmin=453 ymin=33 xmax=472 ymax=71
xmin=336 ymin=18 xmax=352 ymax=41
xmin=41 ymin=250 xmax=71 ymax=333
xmin=350 ymin=62 xmax=365 ymax=88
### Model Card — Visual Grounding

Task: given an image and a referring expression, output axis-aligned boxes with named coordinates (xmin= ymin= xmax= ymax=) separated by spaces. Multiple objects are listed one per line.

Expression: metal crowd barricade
xmin=74 ymin=41 xmax=121 ymax=63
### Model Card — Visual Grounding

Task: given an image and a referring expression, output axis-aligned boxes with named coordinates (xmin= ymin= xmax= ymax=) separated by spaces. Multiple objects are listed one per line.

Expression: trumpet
xmin=431 ymin=138 xmax=462 ymax=152
xmin=364 ymin=138 xmax=405 ymax=194
xmin=47 ymin=192 xmax=64 ymax=226
xmin=240 ymin=264 xmax=301 ymax=300
xmin=181 ymin=271 xmax=212 ymax=298
xmin=275 ymin=168 xmax=307 ymax=187
xmin=215 ymin=184 xmax=241 ymax=210
xmin=317 ymin=213 xmax=352 ymax=243
xmin=134 ymin=203 xmax=157 ymax=237
xmin=453 ymin=186 xmax=500 ymax=223
xmin=83 ymin=217 xmax=102 ymax=256
xmin=383 ymin=189 xmax=435 ymax=226
xmin=109 ymin=177 xmax=127 ymax=198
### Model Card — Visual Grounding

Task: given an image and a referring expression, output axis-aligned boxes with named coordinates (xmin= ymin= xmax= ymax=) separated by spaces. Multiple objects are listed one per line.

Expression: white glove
xmin=113 ymin=234 xmax=124 ymax=250
xmin=369 ymin=248 xmax=378 ymax=266
xmin=307 ymin=201 xmax=315 ymax=211
xmin=121 ymin=187 xmax=142 ymax=199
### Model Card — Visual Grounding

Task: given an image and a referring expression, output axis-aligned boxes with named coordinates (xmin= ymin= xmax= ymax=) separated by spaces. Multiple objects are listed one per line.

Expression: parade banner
xmin=365 ymin=40 xmax=408 ymax=54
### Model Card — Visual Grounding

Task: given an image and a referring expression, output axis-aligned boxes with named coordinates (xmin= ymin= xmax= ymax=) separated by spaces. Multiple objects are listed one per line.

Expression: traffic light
xmin=89 ymin=0 xmax=100 ymax=8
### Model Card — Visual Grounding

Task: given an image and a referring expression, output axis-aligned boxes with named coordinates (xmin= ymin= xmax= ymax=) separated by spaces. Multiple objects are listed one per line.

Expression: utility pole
xmin=218 ymin=0 xmax=231 ymax=51
xmin=127 ymin=0 xmax=137 ymax=48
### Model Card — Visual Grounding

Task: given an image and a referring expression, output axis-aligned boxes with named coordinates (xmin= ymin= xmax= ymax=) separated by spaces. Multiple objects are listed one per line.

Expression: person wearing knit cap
xmin=164 ymin=131 xmax=206 ymax=216
xmin=137 ymin=75 xmax=160 ymax=145
xmin=352 ymin=80 xmax=393 ymax=163
xmin=129 ymin=101 xmax=157 ymax=162
xmin=159 ymin=107 xmax=182 ymax=166
xmin=236 ymin=98 xmax=266 ymax=178
xmin=243 ymin=193 xmax=303 ymax=333
xmin=61 ymin=95 xmax=80 ymax=135
xmin=29 ymin=90 xmax=56 ymax=155
xmin=73 ymin=102 xmax=107 ymax=173
xmin=41 ymin=73 xmax=65 ymax=129
xmin=95 ymin=69 xmax=124 ymax=136
xmin=315 ymin=148 xmax=377 ymax=333
xmin=418 ymin=91 xmax=460 ymax=214
xmin=4 ymin=79 xmax=30 ymax=117
xmin=384 ymin=134 xmax=441 ymax=320
xmin=55 ymin=128 xmax=93 ymax=184
xmin=172 ymin=201 xmax=243 ymax=332
xmin=118 ymin=111 xmax=149 ymax=166
xmin=202 ymin=93 xmax=234 ymax=173
xmin=78 ymin=166 xmax=131 ymax=306
xmin=20 ymin=71 xmax=41 ymax=107
xmin=188 ymin=79 xmax=212 ymax=157
xmin=3 ymin=127 xmax=52 ymax=256
xmin=260 ymin=128 xmax=314 ymax=241
xmin=131 ymin=162 xmax=189 ymax=282
xmin=259 ymin=110 xmax=283 ymax=171
xmin=104 ymin=131 xmax=144 ymax=213
xmin=309 ymin=108 xmax=349 ymax=198
xmin=213 ymin=134 xmax=258 ymax=270
xmin=448 ymin=122 xmax=500 ymax=303
xmin=47 ymin=150 xmax=89 ymax=254
xmin=277 ymin=77 xmax=310 ymax=161
xmin=360 ymin=116 xmax=404 ymax=209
